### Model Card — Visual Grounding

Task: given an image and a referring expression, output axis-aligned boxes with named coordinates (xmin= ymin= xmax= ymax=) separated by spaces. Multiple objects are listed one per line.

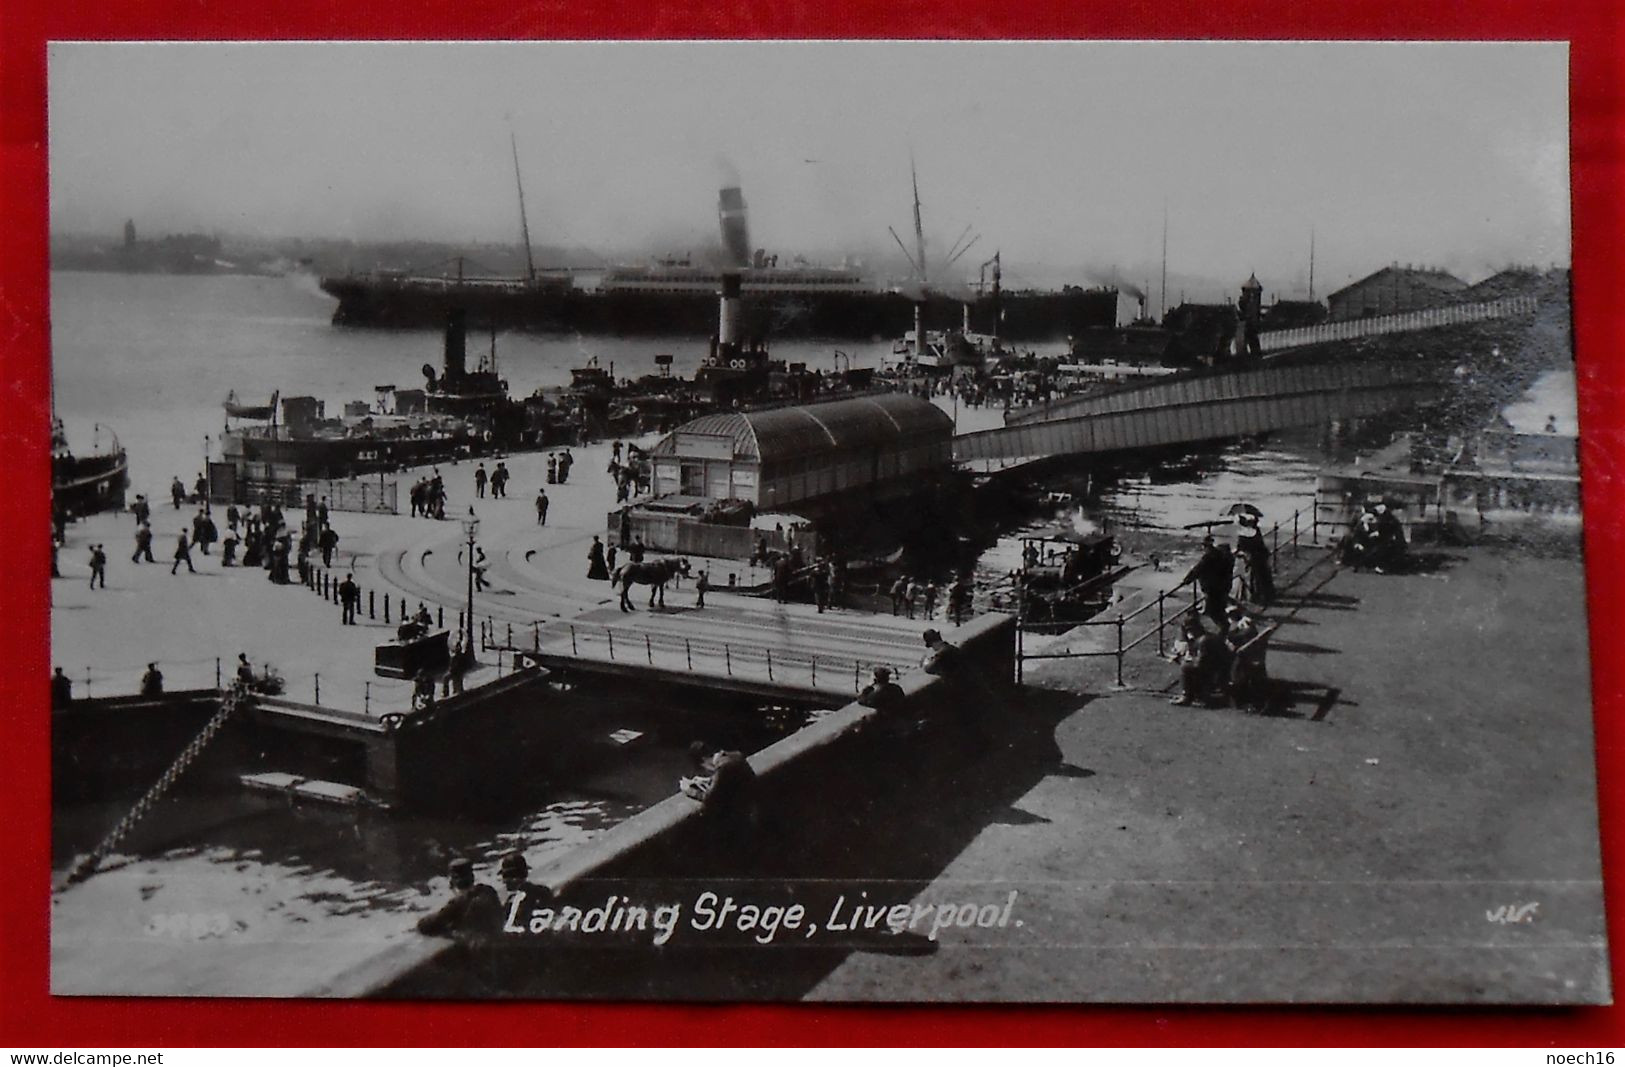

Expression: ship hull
xmin=221 ymin=430 xmax=500 ymax=481
xmin=320 ymin=277 xmax=1116 ymax=342
xmin=53 ymin=451 xmax=129 ymax=518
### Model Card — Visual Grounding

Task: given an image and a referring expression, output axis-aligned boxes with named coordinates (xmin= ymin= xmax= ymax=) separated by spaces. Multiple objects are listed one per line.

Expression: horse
xmin=614 ymin=557 xmax=691 ymax=612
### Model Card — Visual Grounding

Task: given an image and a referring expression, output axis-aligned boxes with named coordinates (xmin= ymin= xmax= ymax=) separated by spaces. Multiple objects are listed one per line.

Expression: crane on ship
xmin=887 ymin=156 xmax=985 ymax=364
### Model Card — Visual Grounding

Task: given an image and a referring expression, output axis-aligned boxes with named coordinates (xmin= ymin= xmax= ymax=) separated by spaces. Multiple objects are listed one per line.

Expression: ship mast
xmin=511 ymin=130 xmax=537 ymax=283
xmin=1308 ymin=227 xmax=1316 ymax=301
xmin=1160 ymin=204 xmax=1168 ymax=321
xmin=910 ymin=155 xmax=927 ymax=290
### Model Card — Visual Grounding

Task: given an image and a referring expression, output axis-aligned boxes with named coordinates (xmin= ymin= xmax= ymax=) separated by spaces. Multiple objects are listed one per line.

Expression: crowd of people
xmin=887 ymin=574 xmax=974 ymax=624
xmin=409 ymin=471 xmax=449 ymax=519
xmin=72 ymin=488 xmax=345 ymax=591
xmin=606 ymin=440 xmax=650 ymax=504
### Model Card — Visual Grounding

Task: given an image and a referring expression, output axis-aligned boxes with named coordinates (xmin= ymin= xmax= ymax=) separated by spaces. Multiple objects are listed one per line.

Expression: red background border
xmin=3 ymin=0 xmax=1621 ymax=1046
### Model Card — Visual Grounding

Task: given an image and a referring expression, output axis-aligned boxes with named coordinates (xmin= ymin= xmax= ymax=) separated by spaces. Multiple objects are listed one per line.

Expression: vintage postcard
xmin=45 ymin=39 xmax=1602 ymax=1002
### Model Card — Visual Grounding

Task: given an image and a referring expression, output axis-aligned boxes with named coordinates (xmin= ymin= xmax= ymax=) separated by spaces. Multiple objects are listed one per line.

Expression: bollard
xmin=607 ymin=629 xmax=615 ymax=659
xmin=1115 ymin=615 xmax=1125 ymax=688
xmin=314 ymin=673 xmax=321 ymax=706
xmin=685 ymin=638 xmax=692 ymax=670
xmin=645 ymin=634 xmax=652 ymax=664
xmin=811 ymin=657 xmax=817 ymax=688
xmin=724 ymin=644 xmax=732 ymax=676
xmin=369 ymin=590 xmax=375 ymax=620
xmin=766 ymin=648 xmax=773 ymax=681
xmin=855 ymin=662 xmax=860 ymax=692
xmin=384 ymin=597 xmax=391 ymax=624
xmin=438 ymin=605 xmax=444 ymax=628
xmin=364 ymin=681 xmax=371 ymax=714
xmin=570 ymin=625 xmax=578 ymax=655
xmin=215 ymin=657 xmax=222 ymax=689
xmin=533 ymin=622 xmax=540 ymax=653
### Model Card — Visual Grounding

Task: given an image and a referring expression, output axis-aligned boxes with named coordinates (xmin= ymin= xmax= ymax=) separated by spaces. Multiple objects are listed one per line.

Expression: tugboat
xmin=52 ymin=418 xmax=129 ymax=521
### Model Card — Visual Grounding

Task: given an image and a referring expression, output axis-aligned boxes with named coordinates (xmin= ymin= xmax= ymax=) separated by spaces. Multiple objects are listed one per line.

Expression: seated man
xmin=1224 ymin=606 xmax=1272 ymax=712
xmin=680 ymin=742 xmax=759 ymax=833
xmin=858 ymin=666 xmax=911 ymax=735
xmin=1169 ymin=613 xmax=1228 ymax=707
xmin=919 ymin=629 xmax=962 ymax=677
xmin=416 ymin=857 xmax=502 ymax=947
xmin=412 ymin=666 xmax=437 ymax=710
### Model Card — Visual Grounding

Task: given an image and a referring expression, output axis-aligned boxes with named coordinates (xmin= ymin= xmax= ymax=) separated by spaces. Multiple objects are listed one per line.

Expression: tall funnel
xmin=718 ymin=186 xmax=750 ymax=269
xmin=444 ymin=308 xmax=467 ymax=380
xmin=718 ymin=273 xmax=743 ymax=357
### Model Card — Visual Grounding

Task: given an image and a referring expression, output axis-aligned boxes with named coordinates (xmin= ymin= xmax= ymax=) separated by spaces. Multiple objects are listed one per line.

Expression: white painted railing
xmin=1259 ymin=295 xmax=1538 ymax=353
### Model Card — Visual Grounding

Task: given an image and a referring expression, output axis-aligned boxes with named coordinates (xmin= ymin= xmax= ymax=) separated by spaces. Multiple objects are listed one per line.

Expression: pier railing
xmin=238 ymin=477 xmax=400 ymax=515
xmin=1257 ymin=295 xmax=1537 ymax=353
xmin=478 ymin=615 xmax=909 ymax=697
xmin=293 ymin=562 xmax=906 ymax=699
xmin=1015 ymin=507 xmax=1332 ymax=687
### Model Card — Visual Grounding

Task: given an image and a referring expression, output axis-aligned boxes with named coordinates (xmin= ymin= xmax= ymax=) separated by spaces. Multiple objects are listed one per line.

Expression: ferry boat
xmin=52 ymin=419 xmax=129 ymax=520
xmin=217 ymin=311 xmax=544 ymax=483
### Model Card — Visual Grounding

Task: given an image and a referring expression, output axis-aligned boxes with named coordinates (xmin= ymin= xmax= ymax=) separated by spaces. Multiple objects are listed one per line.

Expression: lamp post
xmin=460 ymin=507 xmax=480 ymax=656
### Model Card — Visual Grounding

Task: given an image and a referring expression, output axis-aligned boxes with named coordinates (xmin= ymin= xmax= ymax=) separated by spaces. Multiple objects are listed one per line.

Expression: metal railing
xmin=1015 ymin=507 xmax=1331 ymax=687
xmin=1258 ymin=295 xmax=1537 ymax=352
xmin=239 ymin=477 xmax=399 ymax=515
xmin=480 ymin=616 xmax=909 ymax=696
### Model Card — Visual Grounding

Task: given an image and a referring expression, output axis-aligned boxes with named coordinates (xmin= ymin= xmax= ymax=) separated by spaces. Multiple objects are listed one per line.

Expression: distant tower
xmin=123 ymin=219 xmax=136 ymax=248
xmin=1236 ymin=273 xmax=1263 ymax=359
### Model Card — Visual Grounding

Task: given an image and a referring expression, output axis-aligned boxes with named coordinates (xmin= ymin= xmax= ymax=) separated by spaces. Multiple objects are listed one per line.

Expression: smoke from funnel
xmin=1081 ymin=268 xmax=1144 ymax=301
xmin=718 ymin=186 xmax=751 ymax=269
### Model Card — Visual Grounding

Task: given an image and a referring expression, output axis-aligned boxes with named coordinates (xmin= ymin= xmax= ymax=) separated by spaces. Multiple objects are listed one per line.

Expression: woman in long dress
xmin=586 ymin=535 xmax=610 ymax=580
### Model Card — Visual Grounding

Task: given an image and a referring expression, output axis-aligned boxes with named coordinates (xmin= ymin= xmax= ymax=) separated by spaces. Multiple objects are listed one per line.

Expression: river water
xmin=48 ymin=270 xmax=1577 ymax=986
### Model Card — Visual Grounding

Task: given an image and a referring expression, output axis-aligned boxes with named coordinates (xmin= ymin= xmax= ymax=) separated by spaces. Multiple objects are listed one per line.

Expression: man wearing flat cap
xmin=416 ymin=857 xmax=503 ymax=944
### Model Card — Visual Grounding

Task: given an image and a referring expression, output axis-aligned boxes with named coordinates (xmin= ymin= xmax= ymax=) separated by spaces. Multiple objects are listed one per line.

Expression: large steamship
xmin=320 ymin=184 xmax=1118 ymax=341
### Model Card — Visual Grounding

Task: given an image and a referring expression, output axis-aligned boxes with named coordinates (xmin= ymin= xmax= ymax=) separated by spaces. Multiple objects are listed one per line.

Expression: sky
xmin=48 ymin=40 xmax=1570 ymax=299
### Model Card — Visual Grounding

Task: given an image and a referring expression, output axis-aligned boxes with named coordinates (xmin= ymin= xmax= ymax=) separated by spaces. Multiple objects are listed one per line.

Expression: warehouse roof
xmin=653 ymin=392 xmax=953 ymax=463
xmin=1326 ymin=265 xmax=1468 ymax=303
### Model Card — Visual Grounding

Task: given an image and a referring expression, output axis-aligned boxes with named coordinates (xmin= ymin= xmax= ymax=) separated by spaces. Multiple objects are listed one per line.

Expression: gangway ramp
xmin=955 ymin=361 xmax=1446 ymax=474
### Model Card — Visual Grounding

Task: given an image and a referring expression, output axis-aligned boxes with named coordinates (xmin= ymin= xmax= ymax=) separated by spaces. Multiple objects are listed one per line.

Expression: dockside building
xmin=649 ymin=393 xmax=954 ymax=512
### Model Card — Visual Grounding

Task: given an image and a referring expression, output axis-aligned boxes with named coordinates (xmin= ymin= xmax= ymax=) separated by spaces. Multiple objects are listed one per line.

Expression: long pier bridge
xmin=953 ymin=293 xmax=1539 ymax=475
xmin=953 ymin=361 xmax=1448 ymax=475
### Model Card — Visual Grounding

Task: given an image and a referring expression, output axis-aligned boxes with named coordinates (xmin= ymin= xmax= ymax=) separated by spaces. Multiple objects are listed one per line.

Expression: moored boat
xmin=52 ymin=419 xmax=129 ymax=520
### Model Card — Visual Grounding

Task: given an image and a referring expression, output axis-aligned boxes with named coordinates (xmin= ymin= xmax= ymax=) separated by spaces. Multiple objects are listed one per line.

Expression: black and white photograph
xmin=45 ymin=39 xmax=1600 ymax=1003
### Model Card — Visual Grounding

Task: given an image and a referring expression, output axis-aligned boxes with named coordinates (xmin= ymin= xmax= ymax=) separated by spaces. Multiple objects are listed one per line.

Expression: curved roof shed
xmin=654 ymin=393 xmax=953 ymax=465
